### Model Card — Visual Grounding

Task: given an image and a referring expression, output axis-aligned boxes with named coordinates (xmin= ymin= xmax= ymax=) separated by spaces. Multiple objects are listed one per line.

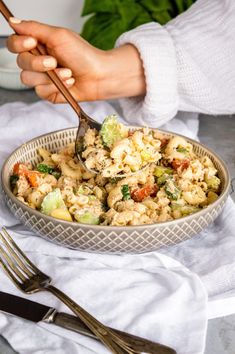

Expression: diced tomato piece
xmin=13 ymin=163 xmax=41 ymax=187
xmin=13 ymin=162 xmax=28 ymax=176
xmin=26 ymin=171 xmax=41 ymax=187
xmin=171 ymin=159 xmax=190 ymax=171
xmin=131 ymin=184 xmax=158 ymax=202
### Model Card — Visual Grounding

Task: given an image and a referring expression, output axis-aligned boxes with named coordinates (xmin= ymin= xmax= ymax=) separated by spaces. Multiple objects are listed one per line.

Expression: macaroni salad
xmin=82 ymin=115 xmax=162 ymax=177
xmin=10 ymin=117 xmax=221 ymax=226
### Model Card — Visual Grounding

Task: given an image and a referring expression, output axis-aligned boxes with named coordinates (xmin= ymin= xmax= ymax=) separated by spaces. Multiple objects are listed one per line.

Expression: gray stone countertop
xmin=0 ymin=37 xmax=235 ymax=354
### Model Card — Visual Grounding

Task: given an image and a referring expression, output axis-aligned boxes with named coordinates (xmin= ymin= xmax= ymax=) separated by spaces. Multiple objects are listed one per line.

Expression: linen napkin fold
xmin=0 ymin=99 xmax=232 ymax=354
xmin=0 ymin=248 xmax=207 ymax=354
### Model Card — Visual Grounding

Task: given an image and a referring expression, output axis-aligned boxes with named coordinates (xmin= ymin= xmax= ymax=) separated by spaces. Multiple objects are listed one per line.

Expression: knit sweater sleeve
xmin=116 ymin=0 xmax=235 ymax=127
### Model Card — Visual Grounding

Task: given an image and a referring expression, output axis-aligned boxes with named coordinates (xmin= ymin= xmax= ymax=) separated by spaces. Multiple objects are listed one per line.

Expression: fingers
xmin=35 ymin=78 xmax=75 ymax=103
xmin=7 ymin=34 xmax=37 ymax=53
xmin=21 ymin=68 xmax=73 ymax=87
xmin=17 ymin=51 xmax=57 ymax=72
xmin=19 ymin=65 xmax=75 ymax=103
xmin=9 ymin=18 xmax=58 ymax=45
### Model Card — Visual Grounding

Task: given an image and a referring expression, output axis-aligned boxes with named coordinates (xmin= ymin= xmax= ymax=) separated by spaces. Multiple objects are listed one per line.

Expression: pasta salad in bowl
xmin=1 ymin=120 xmax=230 ymax=253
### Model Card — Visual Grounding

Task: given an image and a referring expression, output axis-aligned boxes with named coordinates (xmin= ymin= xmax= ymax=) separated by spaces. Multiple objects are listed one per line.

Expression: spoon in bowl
xmin=0 ymin=1 xmax=104 ymax=169
xmin=0 ymin=1 xmax=154 ymax=179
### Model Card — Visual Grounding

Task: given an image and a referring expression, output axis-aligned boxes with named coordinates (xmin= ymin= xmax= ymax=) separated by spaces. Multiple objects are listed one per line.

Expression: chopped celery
xmin=76 ymin=212 xmax=100 ymax=225
xmin=140 ymin=150 xmax=152 ymax=162
xmin=154 ymin=166 xmax=173 ymax=177
xmin=156 ymin=171 xmax=173 ymax=186
xmin=100 ymin=115 xmax=128 ymax=148
xmin=181 ymin=205 xmax=200 ymax=216
xmin=171 ymin=203 xmax=200 ymax=216
xmin=165 ymin=180 xmax=181 ymax=200
xmin=77 ymin=186 xmax=85 ymax=194
xmin=176 ymin=146 xmax=189 ymax=155
xmin=207 ymin=191 xmax=219 ymax=204
xmin=157 ymin=175 xmax=168 ymax=186
xmin=110 ymin=177 xmax=123 ymax=184
xmin=205 ymin=175 xmax=220 ymax=191
xmin=88 ymin=195 xmax=97 ymax=201
xmin=41 ymin=188 xmax=67 ymax=215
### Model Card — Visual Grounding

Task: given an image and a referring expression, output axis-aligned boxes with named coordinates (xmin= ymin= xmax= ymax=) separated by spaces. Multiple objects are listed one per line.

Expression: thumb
xmin=9 ymin=18 xmax=58 ymax=45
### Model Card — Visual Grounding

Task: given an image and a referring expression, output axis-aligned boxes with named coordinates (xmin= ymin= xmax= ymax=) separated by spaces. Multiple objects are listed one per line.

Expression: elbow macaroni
xmin=11 ymin=129 xmax=221 ymax=226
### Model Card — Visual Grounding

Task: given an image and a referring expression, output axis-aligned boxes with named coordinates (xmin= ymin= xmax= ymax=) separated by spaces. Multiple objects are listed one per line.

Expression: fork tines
xmin=0 ymin=227 xmax=39 ymax=287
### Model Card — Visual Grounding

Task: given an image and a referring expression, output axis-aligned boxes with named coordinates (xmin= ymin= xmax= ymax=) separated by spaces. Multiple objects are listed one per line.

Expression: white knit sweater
xmin=116 ymin=0 xmax=235 ymax=127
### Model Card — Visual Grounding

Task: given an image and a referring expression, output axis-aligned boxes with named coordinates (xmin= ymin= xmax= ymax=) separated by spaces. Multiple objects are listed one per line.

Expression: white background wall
xmin=0 ymin=0 xmax=85 ymax=35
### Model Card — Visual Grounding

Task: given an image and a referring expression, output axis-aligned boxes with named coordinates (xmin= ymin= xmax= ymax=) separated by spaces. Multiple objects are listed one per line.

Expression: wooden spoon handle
xmin=0 ymin=0 xmax=81 ymax=117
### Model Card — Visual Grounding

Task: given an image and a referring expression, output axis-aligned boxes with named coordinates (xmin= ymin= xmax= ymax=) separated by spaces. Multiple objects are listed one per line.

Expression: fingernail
xmin=66 ymin=78 xmax=75 ymax=85
xmin=59 ymin=68 xmax=72 ymax=79
xmin=9 ymin=17 xmax=22 ymax=24
xmin=23 ymin=37 xmax=37 ymax=49
xmin=43 ymin=57 xmax=57 ymax=68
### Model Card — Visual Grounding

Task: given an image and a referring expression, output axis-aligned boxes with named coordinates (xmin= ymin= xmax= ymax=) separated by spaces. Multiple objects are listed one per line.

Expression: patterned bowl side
xmin=1 ymin=127 xmax=230 ymax=254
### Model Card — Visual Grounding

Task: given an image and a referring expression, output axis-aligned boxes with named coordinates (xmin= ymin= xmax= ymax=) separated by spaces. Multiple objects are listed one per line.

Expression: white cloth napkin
xmin=0 ymin=100 xmax=233 ymax=354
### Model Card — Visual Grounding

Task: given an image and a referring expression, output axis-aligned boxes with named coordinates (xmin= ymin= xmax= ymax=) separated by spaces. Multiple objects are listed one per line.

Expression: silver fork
xmin=0 ymin=227 xmax=141 ymax=354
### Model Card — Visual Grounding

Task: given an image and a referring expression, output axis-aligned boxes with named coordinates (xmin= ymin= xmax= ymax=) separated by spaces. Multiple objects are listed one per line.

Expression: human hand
xmin=7 ymin=18 xmax=146 ymax=103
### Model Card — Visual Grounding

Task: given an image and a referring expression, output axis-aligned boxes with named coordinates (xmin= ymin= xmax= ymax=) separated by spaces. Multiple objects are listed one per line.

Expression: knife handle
xmin=53 ymin=312 xmax=176 ymax=354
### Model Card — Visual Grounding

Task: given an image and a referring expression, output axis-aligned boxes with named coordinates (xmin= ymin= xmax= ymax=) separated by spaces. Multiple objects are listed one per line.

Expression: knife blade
xmin=0 ymin=291 xmax=176 ymax=354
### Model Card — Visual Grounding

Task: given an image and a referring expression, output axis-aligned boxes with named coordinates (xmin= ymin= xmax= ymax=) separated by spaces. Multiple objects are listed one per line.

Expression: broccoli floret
xmin=76 ymin=212 xmax=100 ymax=225
xmin=10 ymin=174 xmax=19 ymax=188
xmin=121 ymin=184 xmax=131 ymax=200
xmin=41 ymin=188 xmax=67 ymax=215
xmin=100 ymin=115 xmax=128 ymax=148
xmin=205 ymin=175 xmax=220 ymax=191
xmin=37 ymin=164 xmax=61 ymax=180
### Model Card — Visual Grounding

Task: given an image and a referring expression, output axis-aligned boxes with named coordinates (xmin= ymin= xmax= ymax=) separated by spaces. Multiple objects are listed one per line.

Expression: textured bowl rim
xmin=1 ymin=126 xmax=231 ymax=231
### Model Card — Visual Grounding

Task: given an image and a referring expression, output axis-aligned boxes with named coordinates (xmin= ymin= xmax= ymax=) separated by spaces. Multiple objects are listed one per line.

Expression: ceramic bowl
xmin=0 ymin=47 xmax=28 ymax=90
xmin=1 ymin=127 xmax=230 ymax=254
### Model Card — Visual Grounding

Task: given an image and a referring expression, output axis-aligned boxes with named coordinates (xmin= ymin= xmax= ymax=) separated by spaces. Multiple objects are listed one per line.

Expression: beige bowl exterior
xmin=1 ymin=127 xmax=230 ymax=254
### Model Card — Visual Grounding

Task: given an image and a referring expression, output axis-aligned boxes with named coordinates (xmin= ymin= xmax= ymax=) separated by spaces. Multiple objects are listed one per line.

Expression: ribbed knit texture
xmin=116 ymin=0 xmax=235 ymax=127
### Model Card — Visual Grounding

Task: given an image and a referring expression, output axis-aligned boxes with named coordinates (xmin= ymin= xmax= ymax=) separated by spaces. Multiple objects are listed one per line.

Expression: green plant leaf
xmin=81 ymin=13 xmax=125 ymax=50
xmin=174 ymin=0 xmax=186 ymax=13
xmin=116 ymin=0 xmax=151 ymax=27
xmin=129 ymin=7 xmax=152 ymax=28
xmin=81 ymin=0 xmax=196 ymax=50
xmin=185 ymin=0 xmax=194 ymax=8
xmin=152 ymin=10 xmax=172 ymax=24
xmin=140 ymin=0 xmax=172 ymax=12
xmin=82 ymin=0 xmax=118 ymax=16
xmin=81 ymin=0 xmax=152 ymax=50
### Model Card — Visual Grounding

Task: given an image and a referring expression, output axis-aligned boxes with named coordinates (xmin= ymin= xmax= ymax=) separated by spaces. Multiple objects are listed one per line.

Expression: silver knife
xmin=0 ymin=291 xmax=176 ymax=354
